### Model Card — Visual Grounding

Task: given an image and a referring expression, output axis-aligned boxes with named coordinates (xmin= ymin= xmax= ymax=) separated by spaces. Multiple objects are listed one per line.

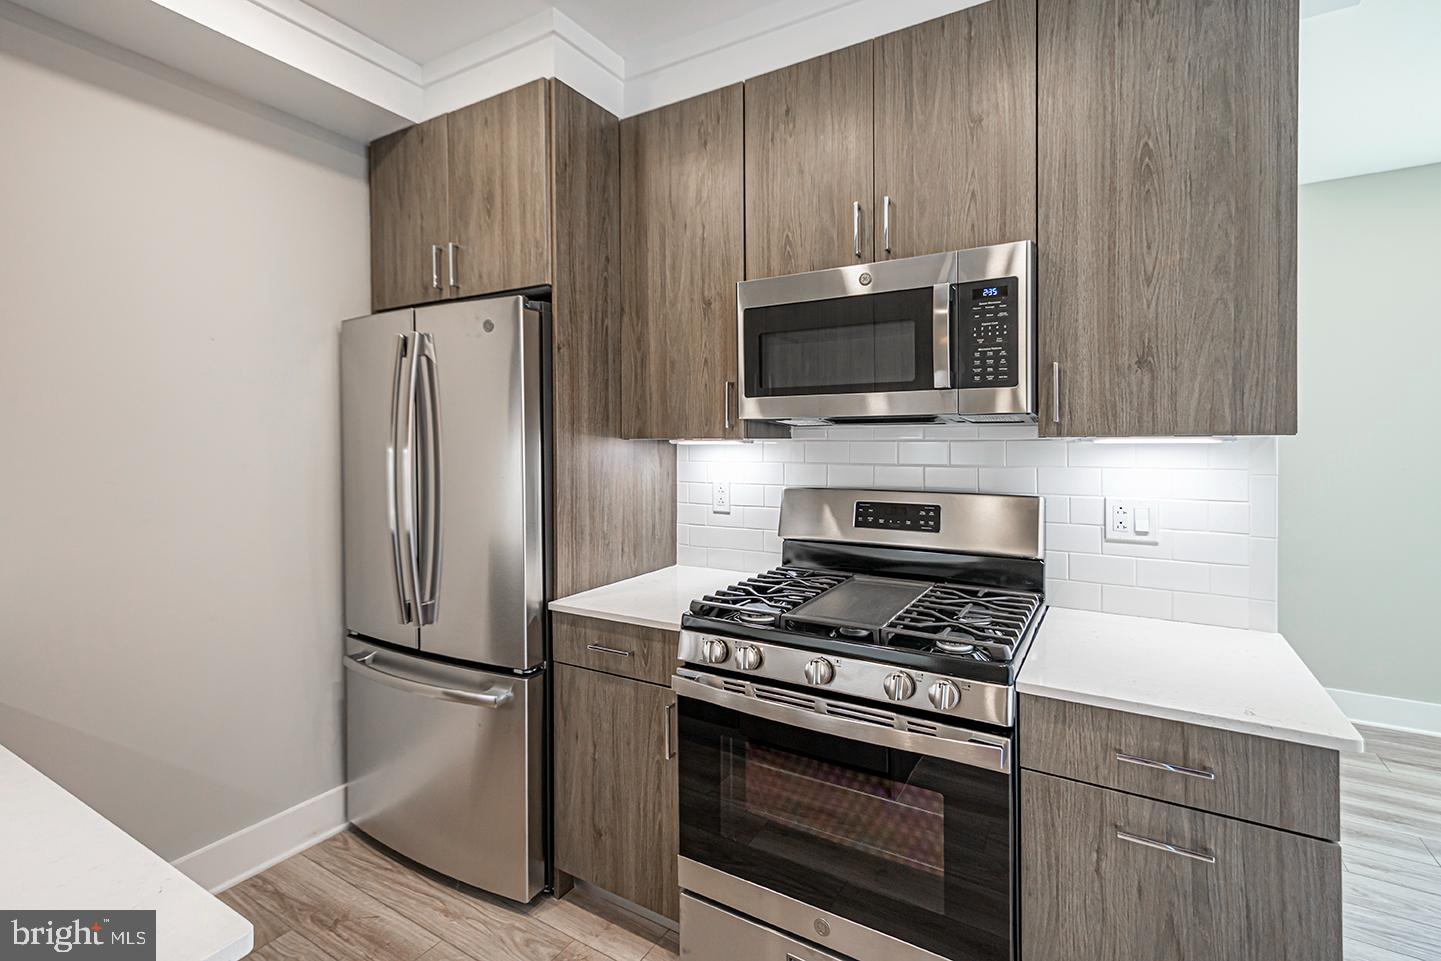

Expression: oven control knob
xmin=803 ymin=658 xmax=836 ymax=686
xmin=701 ymin=638 xmax=730 ymax=664
xmin=928 ymin=680 xmax=961 ymax=711
xmin=883 ymin=672 xmax=916 ymax=702
xmin=734 ymin=644 xmax=763 ymax=671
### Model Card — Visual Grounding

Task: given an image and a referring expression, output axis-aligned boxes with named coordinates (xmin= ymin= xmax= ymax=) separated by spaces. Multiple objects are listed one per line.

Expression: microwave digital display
xmin=972 ymin=285 xmax=1010 ymax=300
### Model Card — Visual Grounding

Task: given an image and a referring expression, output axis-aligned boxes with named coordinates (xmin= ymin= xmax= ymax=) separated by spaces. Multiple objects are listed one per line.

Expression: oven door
xmin=675 ymin=670 xmax=1014 ymax=961
xmin=737 ymin=254 xmax=957 ymax=423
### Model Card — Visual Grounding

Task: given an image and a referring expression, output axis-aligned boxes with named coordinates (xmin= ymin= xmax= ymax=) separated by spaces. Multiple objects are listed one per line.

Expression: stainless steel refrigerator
xmin=340 ymin=294 xmax=548 ymax=903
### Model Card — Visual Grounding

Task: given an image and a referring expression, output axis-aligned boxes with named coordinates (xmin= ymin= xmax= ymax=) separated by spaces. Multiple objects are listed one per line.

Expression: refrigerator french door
xmin=340 ymin=294 xmax=547 ymax=902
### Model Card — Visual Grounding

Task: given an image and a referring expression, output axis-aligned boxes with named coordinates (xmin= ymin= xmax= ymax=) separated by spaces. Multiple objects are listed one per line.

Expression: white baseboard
xmin=172 ymin=785 xmax=348 ymax=894
xmin=1329 ymin=687 xmax=1441 ymax=737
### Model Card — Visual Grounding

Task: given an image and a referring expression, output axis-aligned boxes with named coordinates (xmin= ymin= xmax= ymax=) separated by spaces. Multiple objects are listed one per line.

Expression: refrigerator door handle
xmin=400 ymin=332 xmax=423 ymax=627
xmin=417 ymin=332 xmax=443 ymax=625
xmin=388 ymin=334 xmax=415 ymax=624
xmin=344 ymin=652 xmax=514 ymax=708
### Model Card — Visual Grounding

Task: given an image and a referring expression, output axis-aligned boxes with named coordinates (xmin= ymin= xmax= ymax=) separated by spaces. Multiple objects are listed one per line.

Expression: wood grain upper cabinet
xmin=1022 ymin=771 xmax=1340 ymax=961
xmin=621 ymin=86 xmax=745 ymax=440
xmin=446 ymin=79 xmax=551 ymax=297
xmin=745 ymin=43 xmax=875 ymax=278
xmin=554 ymin=662 xmax=679 ymax=921
xmin=369 ymin=116 xmax=449 ymax=311
xmin=874 ymin=0 xmax=1037 ymax=259
xmin=1038 ymin=0 xmax=1298 ymax=437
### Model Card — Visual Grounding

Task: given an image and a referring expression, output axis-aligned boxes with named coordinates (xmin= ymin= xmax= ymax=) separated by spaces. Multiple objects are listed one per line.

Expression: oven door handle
xmin=672 ymin=673 xmax=1010 ymax=773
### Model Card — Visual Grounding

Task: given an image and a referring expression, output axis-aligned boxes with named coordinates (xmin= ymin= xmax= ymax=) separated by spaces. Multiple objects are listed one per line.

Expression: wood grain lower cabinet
xmin=620 ymin=86 xmax=744 ymax=440
xmin=744 ymin=42 xmax=875 ymax=278
xmin=554 ymin=661 xmax=679 ymax=921
xmin=1038 ymin=0 xmax=1298 ymax=436
xmin=1022 ymin=771 xmax=1340 ymax=961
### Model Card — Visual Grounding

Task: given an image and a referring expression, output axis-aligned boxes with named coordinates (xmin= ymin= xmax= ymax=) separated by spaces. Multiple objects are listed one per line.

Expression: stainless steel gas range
xmin=673 ymin=487 xmax=1046 ymax=961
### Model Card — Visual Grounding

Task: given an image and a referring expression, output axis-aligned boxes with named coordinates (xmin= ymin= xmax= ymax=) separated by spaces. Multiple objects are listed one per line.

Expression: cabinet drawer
xmin=1022 ymin=771 xmax=1340 ymax=961
xmin=552 ymin=613 xmax=679 ymax=686
xmin=1019 ymin=694 xmax=1339 ymax=840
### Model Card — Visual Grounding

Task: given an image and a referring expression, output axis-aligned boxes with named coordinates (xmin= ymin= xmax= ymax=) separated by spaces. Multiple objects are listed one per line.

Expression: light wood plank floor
xmin=220 ymin=830 xmax=677 ymax=961
xmin=222 ymin=723 xmax=1441 ymax=960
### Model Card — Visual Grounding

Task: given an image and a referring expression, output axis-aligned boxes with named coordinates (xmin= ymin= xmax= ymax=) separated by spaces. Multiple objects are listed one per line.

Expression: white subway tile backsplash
xmin=828 ymin=464 xmax=875 ymax=487
xmin=849 ymin=441 xmax=899 ymax=464
xmin=875 ymin=465 xmax=925 ymax=488
xmin=924 ymin=467 xmax=979 ymax=491
xmin=1103 ymin=585 xmax=1174 ymax=619
xmin=979 ymin=467 xmax=1038 ymax=495
xmin=1172 ymin=531 xmax=1250 ymax=565
xmin=674 ymin=431 xmax=1280 ymax=631
xmin=900 ymin=442 xmax=950 ymax=464
xmin=949 ymin=441 xmax=1006 ymax=466
xmin=1070 ymin=553 xmax=1136 ymax=585
xmin=1047 ymin=523 xmax=1103 ymax=554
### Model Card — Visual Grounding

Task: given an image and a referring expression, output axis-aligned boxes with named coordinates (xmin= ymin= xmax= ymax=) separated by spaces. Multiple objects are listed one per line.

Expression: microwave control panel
xmin=955 ymin=277 xmax=1020 ymax=389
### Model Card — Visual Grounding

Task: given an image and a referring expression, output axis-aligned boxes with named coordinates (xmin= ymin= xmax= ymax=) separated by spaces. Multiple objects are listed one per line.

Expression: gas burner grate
xmin=689 ymin=567 xmax=849 ymax=629
xmin=883 ymin=583 xmax=1041 ymax=662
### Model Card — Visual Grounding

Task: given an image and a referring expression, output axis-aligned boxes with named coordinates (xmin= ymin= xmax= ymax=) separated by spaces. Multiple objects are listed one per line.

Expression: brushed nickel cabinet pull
xmin=585 ymin=643 xmax=632 ymax=658
xmin=852 ymin=201 xmax=862 ymax=258
xmin=1115 ymin=752 xmax=1217 ymax=781
xmin=430 ymin=244 xmax=442 ymax=290
xmin=1116 ymin=830 xmax=1216 ymax=864
xmin=724 ymin=381 xmax=734 ymax=431
xmin=663 ymin=702 xmax=676 ymax=760
xmin=882 ymin=194 xmax=892 ymax=253
xmin=446 ymin=242 xmax=459 ymax=290
xmin=1051 ymin=361 xmax=1061 ymax=424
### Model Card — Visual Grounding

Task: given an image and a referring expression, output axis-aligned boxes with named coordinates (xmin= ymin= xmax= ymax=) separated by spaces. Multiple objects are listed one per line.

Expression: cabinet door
xmin=1038 ymin=0 xmax=1297 ymax=437
xmin=446 ymin=79 xmax=551 ymax=297
xmin=874 ymin=0 xmax=1036 ymax=259
xmin=1022 ymin=771 xmax=1340 ymax=961
xmin=745 ymin=42 xmax=874 ymax=278
xmin=369 ymin=116 xmax=449 ymax=311
xmin=621 ymin=86 xmax=744 ymax=440
xmin=554 ymin=664 xmax=679 ymax=920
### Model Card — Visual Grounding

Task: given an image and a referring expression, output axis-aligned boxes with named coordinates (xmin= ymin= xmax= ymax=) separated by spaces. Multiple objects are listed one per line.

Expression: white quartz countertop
xmin=1018 ymin=608 xmax=1364 ymax=753
xmin=0 ymin=743 xmax=253 ymax=961
xmin=549 ymin=565 xmax=753 ymax=632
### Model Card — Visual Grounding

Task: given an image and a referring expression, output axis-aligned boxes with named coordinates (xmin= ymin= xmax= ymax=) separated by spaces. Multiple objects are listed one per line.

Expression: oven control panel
xmin=854 ymin=500 xmax=941 ymax=533
xmin=954 ymin=277 xmax=1020 ymax=389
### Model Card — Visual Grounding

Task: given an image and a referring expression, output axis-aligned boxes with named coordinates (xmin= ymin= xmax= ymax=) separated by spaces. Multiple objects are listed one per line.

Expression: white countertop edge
xmin=1015 ymin=679 xmax=1366 ymax=754
xmin=549 ymin=565 xmax=754 ymax=633
xmin=547 ymin=601 xmax=679 ymax=633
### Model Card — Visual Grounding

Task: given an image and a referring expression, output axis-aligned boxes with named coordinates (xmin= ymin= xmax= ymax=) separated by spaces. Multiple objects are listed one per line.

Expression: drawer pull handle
xmin=586 ymin=644 xmax=633 ymax=658
xmin=1115 ymin=752 xmax=1216 ymax=781
xmin=1116 ymin=830 xmax=1216 ymax=864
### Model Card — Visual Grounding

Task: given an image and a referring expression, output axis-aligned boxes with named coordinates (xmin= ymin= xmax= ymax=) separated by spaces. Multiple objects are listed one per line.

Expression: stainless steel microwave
xmin=736 ymin=241 xmax=1036 ymax=425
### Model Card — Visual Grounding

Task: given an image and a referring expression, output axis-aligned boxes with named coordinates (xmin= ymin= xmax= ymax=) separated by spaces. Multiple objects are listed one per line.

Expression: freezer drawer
xmin=344 ymin=638 xmax=544 ymax=902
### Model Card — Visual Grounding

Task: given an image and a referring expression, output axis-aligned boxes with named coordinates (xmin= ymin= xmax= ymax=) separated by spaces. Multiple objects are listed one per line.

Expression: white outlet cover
xmin=1104 ymin=497 xmax=1159 ymax=544
xmin=712 ymin=480 xmax=731 ymax=515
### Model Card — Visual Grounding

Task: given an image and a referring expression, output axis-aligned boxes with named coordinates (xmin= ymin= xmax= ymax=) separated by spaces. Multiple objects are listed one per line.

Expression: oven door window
xmin=742 ymin=288 xmax=938 ymax=398
xmin=679 ymin=697 xmax=1012 ymax=961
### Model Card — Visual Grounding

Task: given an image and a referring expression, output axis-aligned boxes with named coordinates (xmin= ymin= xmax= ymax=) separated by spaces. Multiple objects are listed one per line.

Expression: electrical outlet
xmin=712 ymin=480 xmax=731 ymax=515
xmin=1105 ymin=498 xmax=1159 ymax=544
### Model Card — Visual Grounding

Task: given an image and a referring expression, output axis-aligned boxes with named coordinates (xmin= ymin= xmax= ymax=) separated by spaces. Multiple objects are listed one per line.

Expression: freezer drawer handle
xmin=344 ymin=652 xmax=514 ymax=708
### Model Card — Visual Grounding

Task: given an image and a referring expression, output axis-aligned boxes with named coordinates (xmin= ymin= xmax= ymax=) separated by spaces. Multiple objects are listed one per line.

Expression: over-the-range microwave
xmin=736 ymin=241 xmax=1036 ymax=426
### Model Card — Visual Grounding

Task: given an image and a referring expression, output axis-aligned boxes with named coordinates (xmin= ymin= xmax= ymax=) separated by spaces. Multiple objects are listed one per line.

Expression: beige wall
xmin=1282 ymin=162 xmax=1441 ymax=708
xmin=0 ymin=10 xmax=369 ymax=859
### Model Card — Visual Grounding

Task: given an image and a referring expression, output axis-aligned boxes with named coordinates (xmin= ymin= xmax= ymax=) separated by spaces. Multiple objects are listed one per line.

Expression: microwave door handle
xmin=934 ymin=283 xmax=953 ymax=389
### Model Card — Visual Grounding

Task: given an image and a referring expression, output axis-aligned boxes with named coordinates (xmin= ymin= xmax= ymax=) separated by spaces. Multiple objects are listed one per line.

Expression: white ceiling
xmin=1300 ymin=0 xmax=1441 ymax=183
xmin=7 ymin=0 xmax=1441 ymax=182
